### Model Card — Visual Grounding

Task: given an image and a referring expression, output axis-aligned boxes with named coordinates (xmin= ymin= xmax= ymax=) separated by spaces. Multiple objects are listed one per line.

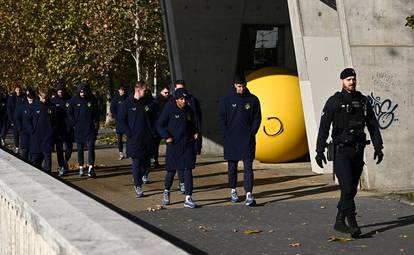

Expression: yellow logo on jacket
xmin=244 ymin=103 xmax=251 ymax=110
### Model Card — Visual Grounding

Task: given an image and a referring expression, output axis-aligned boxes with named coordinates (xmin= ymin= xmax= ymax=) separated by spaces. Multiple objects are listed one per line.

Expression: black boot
xmin=334 ymin=211 xmax=349 ymax=233
xmin=346 ymin=214 xmax=362 ymax=238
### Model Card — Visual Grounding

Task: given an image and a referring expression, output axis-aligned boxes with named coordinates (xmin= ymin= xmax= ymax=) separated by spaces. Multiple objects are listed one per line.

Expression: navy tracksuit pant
xmin=228 ymin=159 xmax=254 ymax=193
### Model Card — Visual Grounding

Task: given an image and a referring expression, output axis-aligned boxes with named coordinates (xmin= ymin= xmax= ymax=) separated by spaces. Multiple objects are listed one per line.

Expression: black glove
xmin=374 ymin=150 xmax=384 ymax=164
xmin=315 ymin=153 xmax=327 ymax=168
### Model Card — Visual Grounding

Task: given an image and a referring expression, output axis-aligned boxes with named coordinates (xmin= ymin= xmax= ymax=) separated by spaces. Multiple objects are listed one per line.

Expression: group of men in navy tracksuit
xmin=111 ymin=76 xmax=261 ymax=209
xmin=1 ymin=83 xmax=100 ymax=177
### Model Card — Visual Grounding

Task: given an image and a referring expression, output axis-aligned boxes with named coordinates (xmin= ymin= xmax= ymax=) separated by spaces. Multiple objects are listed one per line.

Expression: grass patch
xmin=403 ymin=192 xmax=414 ymax=202
xmin=97 ymin=133 xmax=126 ymax=145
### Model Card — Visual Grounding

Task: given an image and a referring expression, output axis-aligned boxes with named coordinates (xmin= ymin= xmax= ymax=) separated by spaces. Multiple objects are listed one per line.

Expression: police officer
xmin=157 ymin=88 xmax=200 ymax=209
xmin=50 ymin=82 xmax=74 ymax=176
xmin=14 ymin=88 xmax=36 ymax=160
xmin=153 ymin=86 xmax=172 ymax=168
xmin=110 ymin=85 xmax=128 ymax=160
xmin=68 ymin=83 xmax=100 ymax=177
xmin=315 ymin=68 xmax=384 ymax=238
xmin=218 ymin=74 xmax=262 ymax=206
xmin=118 ymin=82 xmax=153 ymax=197
xmin=0 ymin=89 xmax=8 ymax=146
xmin=173 ymin=80 xmax=203 ymax=194
xmin=29 ymin=88 xmax=57 ymax=173
xmin=7 ymin=86 xmax=25 ymax=153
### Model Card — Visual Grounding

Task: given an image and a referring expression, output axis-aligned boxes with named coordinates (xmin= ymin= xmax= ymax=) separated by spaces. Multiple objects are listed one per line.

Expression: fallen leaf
xmin=146 ymin=205 xmax=165 ymax=212
xmin=198 ymin=225 xmax=213 ymax=232
xmin=400 ymin=249 xmax=405 ymax=252
xmin=320 ymin=206 xmax=326 ymax=209
xmin=289 ymin=242 xmax=301 ymax=247
xmin=243 ymin=229 xmax=262 ymax=234
xmin=268 ymin=229 xmax=275 ymax=233
xmin=399 ymin=234 xmax=408 ymax=239
xmin=232 ymin=229 xmax=238 ymax=233
xmin=328 ymin=236 xmax=353 ymax=242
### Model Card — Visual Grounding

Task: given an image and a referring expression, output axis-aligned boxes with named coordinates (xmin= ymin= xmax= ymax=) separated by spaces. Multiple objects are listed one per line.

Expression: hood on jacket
xmin=76 ymin=83 xmax=91 ymax=98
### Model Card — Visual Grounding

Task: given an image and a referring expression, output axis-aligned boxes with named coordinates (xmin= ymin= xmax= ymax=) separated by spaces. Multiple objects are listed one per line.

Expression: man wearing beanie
xmin=315 ymin=68 xmax=384 ymax=238
xmin=218 ymin=73 xmax=262 ymax=206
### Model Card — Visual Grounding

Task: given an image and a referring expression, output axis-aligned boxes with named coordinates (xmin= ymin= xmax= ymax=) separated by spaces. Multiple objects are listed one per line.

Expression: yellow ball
xmin=247 ymin=67 xmax=308 ymax=162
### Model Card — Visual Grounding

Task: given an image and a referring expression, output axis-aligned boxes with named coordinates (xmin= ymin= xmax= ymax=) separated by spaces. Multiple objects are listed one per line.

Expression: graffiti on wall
xmin=367 ymin=93 xmax=398 ymax=129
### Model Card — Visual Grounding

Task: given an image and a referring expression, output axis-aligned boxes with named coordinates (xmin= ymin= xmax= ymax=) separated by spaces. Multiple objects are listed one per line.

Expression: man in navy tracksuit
xmin=110 ymin=85 xmax=128 ymax=160
xmin=153 ymin=86 xmax=172 ymax=168
xmin=218 ymin=75 xmax=261 ymax=206
xmin=173 ymin=80 xmax=202 ymax=194
xmin=141 ymin=88 xmax=158 ymax=184
xmin=118 ymin=82 xmax=153 ymax=197
xmin=157 ymin=88 xmax=200 ymax=209
xmin=7 ymin=86 xmax=25 ymax=153
xmin=29 ymin=88 xmax=57 ymax=173
xmin=68 ymin=83 xmax=100 ymax=177
xmin=14 ymin=88 xmax=36 ymax=160
xmin=50 ymin=82 xmax=74 ymax=176
xmin=0 ymin=89 xmax=8 ymax=146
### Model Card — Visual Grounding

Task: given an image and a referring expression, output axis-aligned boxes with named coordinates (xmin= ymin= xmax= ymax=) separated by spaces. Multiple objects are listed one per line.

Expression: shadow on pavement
xmin=359 ymin=215 xmax=414 ymax=238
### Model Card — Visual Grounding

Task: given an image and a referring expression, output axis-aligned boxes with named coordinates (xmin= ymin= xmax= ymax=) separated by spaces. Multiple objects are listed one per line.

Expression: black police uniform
xmin=7 ymin=90 xmax=25 ymax=150
xmin=68 ymin=84 xmax=100 ymax=172
xmin=118 ymin=95 xmax=153 ymax=189
xmin=153 ymin=93 xmax=172 ymax=167
xmin=110 ymin=90 xmax=128 ymax=155
xmin=316 ymin=75 xmax=383 ymax=237
xmin=50 ymin=83 xmax=74 ymax=171
xmin=156 ymin=89 xmax=199 ymax=196
xmin=218 ymin=88 xmax=261 ymax=194
xmin=0 ymin=91 xmax=8 ymax=145
xmin=29 ymin=99 xmax=57 ymax=173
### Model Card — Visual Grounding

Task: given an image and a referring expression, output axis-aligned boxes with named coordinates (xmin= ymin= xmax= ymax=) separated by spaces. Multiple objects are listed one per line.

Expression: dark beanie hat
xmin=174 ymin=88 xmax=189 ymax=100
xmin=340 ymin=68 xmax=356 ymax=79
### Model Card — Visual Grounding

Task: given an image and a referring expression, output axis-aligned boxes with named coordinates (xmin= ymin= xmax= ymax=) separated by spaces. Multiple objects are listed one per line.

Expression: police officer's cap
xmin=340 ymin=68 xmax=356 ymax=80
xmin=174 ymin=88 xmax=188 ymax=100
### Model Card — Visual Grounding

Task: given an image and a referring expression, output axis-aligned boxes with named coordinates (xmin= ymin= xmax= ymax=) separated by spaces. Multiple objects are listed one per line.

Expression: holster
xmin=326 ymin=141 xmax=335 ymax=161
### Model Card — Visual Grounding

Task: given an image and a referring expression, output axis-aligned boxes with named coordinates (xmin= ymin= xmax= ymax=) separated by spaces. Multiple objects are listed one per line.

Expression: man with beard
xmin=153 ymin=86 xmax=172 ymax=168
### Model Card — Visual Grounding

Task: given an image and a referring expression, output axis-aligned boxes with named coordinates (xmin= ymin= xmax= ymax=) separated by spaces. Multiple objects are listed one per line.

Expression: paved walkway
xmin=2 ymin=136 xmax=413 ymax=254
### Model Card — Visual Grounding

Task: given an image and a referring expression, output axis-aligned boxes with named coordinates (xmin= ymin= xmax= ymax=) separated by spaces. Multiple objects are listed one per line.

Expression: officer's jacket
xmin=156 ymin=102 xmax=198 ymax=171
xmin=14 ymin=99 xmax=34 ymax=149
xmin=316 ymin=89 xmax=383 ymax=154
xmin=118 ymin=95 xmax=153 ymax=159
xmin=7 ymin=92 xmax=25 ymax=124
xmin=29 ymin=100 xmax=56 ymax=153
xmin=110 ymin=92 xmax=128 ymax=133
xmin=218 ymin=89 xmax=262 ymax=160
xmin=50 ymin=93 xmax=73 ymax=141
xmin=68 ymin=84 xmax=100 ymax=143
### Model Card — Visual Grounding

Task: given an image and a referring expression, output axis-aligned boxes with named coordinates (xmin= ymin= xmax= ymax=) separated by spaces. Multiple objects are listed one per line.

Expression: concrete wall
xmin=0 ymin=150 xmax=186 ymax=254
xmin=287 ymin=0 xmax=345 ymax=173
xmin=337 ymin=0 xmax=414 ymax=190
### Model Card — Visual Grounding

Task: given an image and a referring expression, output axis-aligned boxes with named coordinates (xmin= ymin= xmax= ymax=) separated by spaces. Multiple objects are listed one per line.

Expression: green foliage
xmin=0 ymin=0 xmax=169 ymax=93
xmin=406 ymin=15 xmax=414 ymax=30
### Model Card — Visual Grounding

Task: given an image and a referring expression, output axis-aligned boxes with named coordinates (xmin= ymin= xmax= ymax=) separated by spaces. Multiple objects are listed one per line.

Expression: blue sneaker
xmin=245 ymin=193 xmax=256 ymax=206
xmin=79 ymin=167 xmax=84 ymax=177
xmin=134 ymin=186 xmax=144 ymax=198
xmin=179 ymin=183 xmax=186 ymax=194
xmin=163 ymin=190 xmax=170 ymax=205
xmin=184 ymin=197 xmax=197 ymax=209
xmin=230 ymin=190 xmax=239 ymax=203
xmin=58 ymin=166 xmax=67 ymax=177
xmin=88 ymin=166 xmax=96 ymax=178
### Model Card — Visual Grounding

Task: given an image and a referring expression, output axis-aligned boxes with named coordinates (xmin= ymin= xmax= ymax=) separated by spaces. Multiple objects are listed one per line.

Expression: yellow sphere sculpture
xmin=247 ymin=67 xmax=308 ymax=162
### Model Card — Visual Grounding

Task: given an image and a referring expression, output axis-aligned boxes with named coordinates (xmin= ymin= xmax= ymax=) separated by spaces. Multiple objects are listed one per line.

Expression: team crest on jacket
xmin=87 ymin=102 xmax=92 ymax=107
xmin=244 ymin=103 xmax=251 ymax=110
xmin=175 ymin=114 xmax=180 ymax=119
xmin=232 ymin=103 xmax=237 ymax=108
xmin=48 ymin=109 xmax=52 ymax=114
xmin=76 ymin=103 xmax=81 ymax=107
xmin=144 ymin=105 xmax=149 ymax=112
xmin=132 ymin=107 xmax=136 ymax=111
xmin=36 ymin=110 xmax=40 ymax=114
xmin=65 ymin=102 xmax=69 ymax=108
